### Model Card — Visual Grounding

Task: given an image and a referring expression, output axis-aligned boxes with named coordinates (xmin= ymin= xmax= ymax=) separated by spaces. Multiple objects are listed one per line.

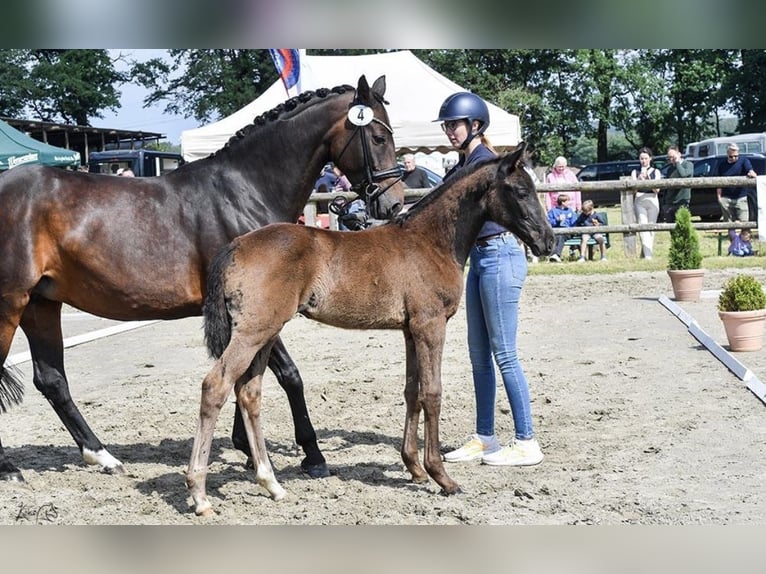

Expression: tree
xmin=0 ymin=50 xmax=125 ymax=125
xmin=131 ymin=50 xmax=279 ymax=123
xmin=724 ymin=50 xmax=766 ymax=133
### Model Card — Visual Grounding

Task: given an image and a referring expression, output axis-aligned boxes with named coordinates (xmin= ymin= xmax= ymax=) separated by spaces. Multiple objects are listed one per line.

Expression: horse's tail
xmin=203 ymin=243 xmax=237 ymax=359
xmin=0 ymin=364 xmax=24 ymax=413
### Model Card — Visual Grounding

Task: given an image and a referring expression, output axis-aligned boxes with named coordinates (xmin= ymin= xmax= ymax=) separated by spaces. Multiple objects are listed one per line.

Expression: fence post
xmin=303 ymin=202 xmax=318 ymax=228
xmin=619 ymin=182 xmax=638 ymax=258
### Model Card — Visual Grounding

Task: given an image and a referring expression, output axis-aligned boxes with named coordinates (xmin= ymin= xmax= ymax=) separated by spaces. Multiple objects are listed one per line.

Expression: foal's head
xmin=490 ymin=144 xmax=555 ymax=257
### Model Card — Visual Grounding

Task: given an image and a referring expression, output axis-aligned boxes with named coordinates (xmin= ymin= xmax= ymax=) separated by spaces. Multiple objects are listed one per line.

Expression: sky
xmin=96 ymin=50 xmax=199 ymax=147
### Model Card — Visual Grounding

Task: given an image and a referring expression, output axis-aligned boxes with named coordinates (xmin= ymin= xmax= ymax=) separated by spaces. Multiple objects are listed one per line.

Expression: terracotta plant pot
xmin=719 ymin=309 xmax=766 ymax=352
xmin=667 ymin=269 xmax=705 ymax=302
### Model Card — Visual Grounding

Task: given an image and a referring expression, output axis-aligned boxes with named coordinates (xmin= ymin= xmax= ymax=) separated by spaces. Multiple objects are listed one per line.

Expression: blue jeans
xmin=466 ymin=234 xmax=534 ymax=440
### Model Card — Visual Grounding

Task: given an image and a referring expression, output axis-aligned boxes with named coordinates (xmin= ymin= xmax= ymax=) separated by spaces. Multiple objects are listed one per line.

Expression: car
xmin=88 ymin=149 xmax=184 ymax=177
xmin=661 ymin=153 xmax=765 ymax=221
xmin=575 ymin=160 xmax=641 ymax=206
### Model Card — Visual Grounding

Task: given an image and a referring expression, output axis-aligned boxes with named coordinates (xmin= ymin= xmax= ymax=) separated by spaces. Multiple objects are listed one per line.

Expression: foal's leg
xmin=20 ymin=297 xmax=124 ymax=474
xmin=400 ymin=332 xmax=427 ymax=484
xmin=410 ymin=321 xmax=459 ymax=495
xmin=186 ymin=358 xmax=238 ymax=517
xmin=236 ymin=344 xmax=286 ymax=501
xmin=231 ymin=336 xmax=328 ymax=478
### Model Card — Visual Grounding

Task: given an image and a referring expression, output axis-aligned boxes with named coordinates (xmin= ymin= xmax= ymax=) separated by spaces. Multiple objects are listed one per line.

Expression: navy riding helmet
xmin=435 ymin=92 xmax=490 ymax=149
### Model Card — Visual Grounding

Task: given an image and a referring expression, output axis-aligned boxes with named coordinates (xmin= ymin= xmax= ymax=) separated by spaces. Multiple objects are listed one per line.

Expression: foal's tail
xmin=203 ymin=243 xmax=237 ymax=359
xmin=0 ymin=364 xmax=24 ymax=413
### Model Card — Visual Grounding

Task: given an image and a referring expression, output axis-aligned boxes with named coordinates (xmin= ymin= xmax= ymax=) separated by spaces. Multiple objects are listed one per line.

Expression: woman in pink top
xmin=544 ymin=156 xmax=581 ymax=211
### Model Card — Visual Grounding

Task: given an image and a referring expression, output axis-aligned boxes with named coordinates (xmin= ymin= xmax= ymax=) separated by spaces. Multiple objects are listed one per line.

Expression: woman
xmin=544 ymin=156 xmax=581 ymax=211
xmin=437 ymin=92 xmax=543 ymax=467
xmin=630 ymin=147 xmax=661 ymax=259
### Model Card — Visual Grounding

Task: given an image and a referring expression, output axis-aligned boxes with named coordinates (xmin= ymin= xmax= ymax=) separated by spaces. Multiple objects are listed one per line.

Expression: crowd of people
xmin=538 ymin=141 xmax=760 ymax=262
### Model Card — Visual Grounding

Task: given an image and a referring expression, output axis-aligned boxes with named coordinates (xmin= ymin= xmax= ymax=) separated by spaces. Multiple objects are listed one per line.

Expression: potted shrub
xmin=718 ymin=274 xmax=766 ymax=351
xmin=667 ymin=207 xmax=704 ymax=301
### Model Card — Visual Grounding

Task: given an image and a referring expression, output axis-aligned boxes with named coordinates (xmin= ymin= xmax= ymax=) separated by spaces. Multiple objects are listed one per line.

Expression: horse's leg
xmin=400 ymin=332 xmax=428 ymax=484
xmin=19 ymin=297 xmax=124 ymax=474
xmin=411 ymin=321 xmax=460 ymax=495
xmin=0 ymin=300 xmax=26 ymax=482
xmin=231 ymin=336 xmax=329 ymax=478
xmin=186 ymin=357 xmax=239 ymax=517
xmin=236 ymin=343 xmax=286 ymax=501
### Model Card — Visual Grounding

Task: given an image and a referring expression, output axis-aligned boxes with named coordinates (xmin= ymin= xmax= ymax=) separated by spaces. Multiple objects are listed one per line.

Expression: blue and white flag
xmin=268 ymin=49 xmax=301 ymax=98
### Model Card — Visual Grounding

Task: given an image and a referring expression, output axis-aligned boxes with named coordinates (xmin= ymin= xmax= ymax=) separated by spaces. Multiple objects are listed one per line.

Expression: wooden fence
xmin=302 ymin=175 xmax=761 ymax=258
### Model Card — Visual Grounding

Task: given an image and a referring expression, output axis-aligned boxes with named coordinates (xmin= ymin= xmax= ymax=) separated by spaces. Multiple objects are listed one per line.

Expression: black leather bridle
xmin=334 ymin=101 xmax=402 ymax=221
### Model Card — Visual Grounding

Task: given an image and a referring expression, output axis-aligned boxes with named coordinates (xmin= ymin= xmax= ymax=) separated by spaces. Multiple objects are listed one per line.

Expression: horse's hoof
xmin=300 ymin=459 xmax=331 ymax=479
xmin=440 ymin=485 xmax=462 ymax=496
xmin=102 ymin=463 xmax=126 ymax=476
xmin=0 ymin=470 xmax=25 ymax=483
xmin=195 ymin=506 xmax=215 ymax=517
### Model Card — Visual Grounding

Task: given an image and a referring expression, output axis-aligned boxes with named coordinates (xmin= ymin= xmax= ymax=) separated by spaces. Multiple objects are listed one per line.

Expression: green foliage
xmin=718 ymin=274 xmax=766 ymax=312
xmin=0 ymin=49 xmax=124 ymax=125
xmin=667 ymin=207 xmax=703 ymax=270
xmin=131 ymin=49 xmax=278 ymax=124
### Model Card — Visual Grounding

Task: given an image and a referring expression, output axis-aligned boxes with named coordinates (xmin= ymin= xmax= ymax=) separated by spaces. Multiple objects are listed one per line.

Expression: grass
xmin=529 ymin=207 xmax=766 ymax=276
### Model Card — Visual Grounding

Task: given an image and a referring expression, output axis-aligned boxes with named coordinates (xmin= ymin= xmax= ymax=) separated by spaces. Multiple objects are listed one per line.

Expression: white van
xmin=685 ymin=132 xmax=766 ymax=158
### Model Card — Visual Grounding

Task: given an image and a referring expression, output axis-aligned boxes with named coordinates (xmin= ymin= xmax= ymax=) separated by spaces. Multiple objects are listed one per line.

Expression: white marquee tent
xmin=181 ymin=50 xmax=521 ymax=162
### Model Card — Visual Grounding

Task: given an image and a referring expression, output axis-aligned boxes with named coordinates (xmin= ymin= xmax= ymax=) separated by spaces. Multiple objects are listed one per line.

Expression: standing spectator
xmin=574 ymin=199 xmax=608 ymax=262
xmin=313 ymin=162 xmax=351 ymax=213
xmin=435 ymin=91 xmax=543 ymax=467
xmin=716 ymin=143 xmax=757 ymax=222
xmin=662 ymin=145 xmax=694 ymax=223
xmin=401 ymin=153 xmax=432 ymax=189
xmin=544 ymin=156 xmax=581 ymax=211
xmin=546 ymin=193 xmax=578 ymax=262
xmin=630 ymin=147 xmax=661 ymax=259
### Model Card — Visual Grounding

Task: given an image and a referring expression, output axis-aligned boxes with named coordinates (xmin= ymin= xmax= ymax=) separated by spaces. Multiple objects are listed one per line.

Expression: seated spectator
xmin=728 ymin=227 xmax=756 ymax=257
xmin=546 ymin=193 xmax=578 ymax=262
xmin=401 ymin=153 xmax=432 ymax=189
xmin=574 ymin=199 xmax=608 ymax=262
xmin=119 ymin=168 xmax=135 ymax=177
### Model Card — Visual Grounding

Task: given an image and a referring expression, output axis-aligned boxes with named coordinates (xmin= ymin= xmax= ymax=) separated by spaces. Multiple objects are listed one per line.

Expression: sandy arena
xmin=2 ymin=268 xmax=766 ymax=525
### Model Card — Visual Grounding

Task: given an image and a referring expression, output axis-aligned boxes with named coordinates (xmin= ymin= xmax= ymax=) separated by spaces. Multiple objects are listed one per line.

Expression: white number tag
xmin=347 ymin=105 xmax=374 ymax=126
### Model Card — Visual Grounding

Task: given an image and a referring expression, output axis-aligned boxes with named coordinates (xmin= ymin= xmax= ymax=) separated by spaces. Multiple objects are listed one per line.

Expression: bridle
xmin=333 ymin=98 xmax=402 ymax=221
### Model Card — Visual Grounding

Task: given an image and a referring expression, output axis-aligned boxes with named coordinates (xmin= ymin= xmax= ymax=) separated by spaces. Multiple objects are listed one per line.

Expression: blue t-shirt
xmin=717 ymin=157 xmax=754 ymax=199
xmin=445 ymin=144 xmax=505 ymax=239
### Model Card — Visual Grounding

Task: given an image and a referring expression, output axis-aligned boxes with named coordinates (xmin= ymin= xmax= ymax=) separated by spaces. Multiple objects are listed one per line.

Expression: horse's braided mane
xmin=211 ymin=84 xmax=354 ymax=158
xmin=393 ymin=155 xmax=503 ymax=225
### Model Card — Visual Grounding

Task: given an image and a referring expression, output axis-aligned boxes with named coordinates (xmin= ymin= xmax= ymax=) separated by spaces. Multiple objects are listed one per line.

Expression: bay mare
xmin=0 ymin=75 xmax=404 ymax=483
xmin=187 ymin=144 xmax=555 ymax=515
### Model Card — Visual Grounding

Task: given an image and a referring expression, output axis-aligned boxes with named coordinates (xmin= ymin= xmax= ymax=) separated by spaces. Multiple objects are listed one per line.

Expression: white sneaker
xmin=443 ymin=434 xmax=500 ymax=462
xmin=577 ymin=257 xmax=585 ymax=263
xmin=548 ymin=254 xmax=561 ymax=263
xmin=481 ymin=438 xmax=544 ymax=466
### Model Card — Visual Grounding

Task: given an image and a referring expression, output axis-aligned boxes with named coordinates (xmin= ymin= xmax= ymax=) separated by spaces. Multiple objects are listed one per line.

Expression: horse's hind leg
xmin=236 ymin=344 xmax=286 ymax=501
xmin=231 ymin=336 xmax=329 ymax=478
xmin=20 ymin=297 xmax=124 ymax=474
xmin=401 ymin=333 xmax=428 ymax=484
xmin=187 ymin=333 xmax=264 ymax=516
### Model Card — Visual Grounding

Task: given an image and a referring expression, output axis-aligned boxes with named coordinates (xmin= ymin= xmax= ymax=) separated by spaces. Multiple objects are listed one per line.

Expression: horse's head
xmin=489 ymin=143 xmax=555 ymax=257
xmin=329 ymin=75 xmax=405 ymax=220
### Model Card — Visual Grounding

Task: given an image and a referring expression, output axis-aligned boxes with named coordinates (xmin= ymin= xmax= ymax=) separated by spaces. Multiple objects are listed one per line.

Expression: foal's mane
xmin=212 ymin=84 xmax=355 ymax=158
xmin=393 ymin=155 xmax=504 ymax=225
